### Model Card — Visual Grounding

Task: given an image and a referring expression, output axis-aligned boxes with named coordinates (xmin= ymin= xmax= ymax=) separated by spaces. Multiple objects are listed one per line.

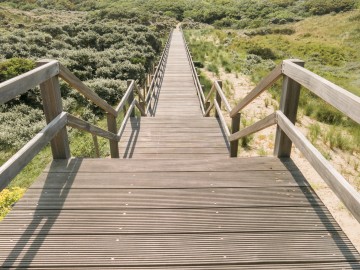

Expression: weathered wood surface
xmin=0 ymin=60 xmax=59 ymax=104
xmin=1 ymin=29 xmax=359 ymax=269
xmin=1 ymin=157 xmax=359 ymax=268
xmin=121 ymin=29 xmax=228 ymax=159
xmin=283 ymin=60 xmax=360 ymax=125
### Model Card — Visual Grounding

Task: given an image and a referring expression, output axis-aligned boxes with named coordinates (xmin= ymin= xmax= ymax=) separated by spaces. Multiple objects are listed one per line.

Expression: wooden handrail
xmin=229 ymin=112 xmax=277 ymax=142
xmin=118 ymin=99 xmax=136 ymax=138
xmin=58 ymin=63 xmax=117 ymax=117
xmin=181 ymin=30 xmax=206 ymax=115
xmin=230 ymin=63 xmax=282 ymax=118
xmin=0 ymin=60 xmax=59 ymax=104
xmin=205 ymin=84 xmax=216 ymax=104
xmin=0 ymin=112 xmax=67 ymax=191
xmin=214 ymin=80 xmax=231 ymax=114
xmin=67 ymin=114 xmax=119 ymax=142
xmin=146 ymin=30 xmax=172 ymax=108
xmin=276 ymin=111 xmax=360 ymax=223
xmin=283 ymin=60 xmax=360 ymax=125
xmin=115 ymin=80 xmax=135 ymax=116
xmin=214 ymin=99 xmax=230 ymax=137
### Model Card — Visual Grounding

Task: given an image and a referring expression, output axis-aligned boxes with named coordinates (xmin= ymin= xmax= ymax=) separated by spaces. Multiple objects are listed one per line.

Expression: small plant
xmin=308 ymin=123 xmax=321 ymax=145
xmin=0 ymin=187 xmax=25 ymax=220
xmin=264 ymin=98 xmax=270 ymax=108
xmin=257 ymin=147 xmax=268 ymax=156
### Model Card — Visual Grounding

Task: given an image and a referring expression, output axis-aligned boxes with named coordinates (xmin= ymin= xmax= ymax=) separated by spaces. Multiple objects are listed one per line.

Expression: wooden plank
xmin=58 ymin=63 xmax=117 ymax=116
xmin=1 ymin=232 xmax=357 ymax=267
xmin=1 ymin=207 xmax=338 ymax=235
xmin=67 ymin=114 xmax=119 ymax=142
xmin=12 ymin=186 xmax=322 ymax=210
xmin=276 ymin=111 xmax=360 ymax=223
xmin=229 ymin=112 xmax=277 ymax=142
xmin=44 ymin=157 xmax=297 ymax=173
xmin=0 ymin=112 xmax=67 ymax=191
xmin=4 ymin=262 xmax=360 ymax=269
xmin=230 ymin=113 xmax=240 ymax=157
xmin=31 ymin=170 xmax=307 ymax=189
xmin=0 ymin=60 xmax=59 ymax=104
xmin=283 ymin=60 xmax=360 ymax=124
xmin=230 ymin=63 xmax=282 ymax=117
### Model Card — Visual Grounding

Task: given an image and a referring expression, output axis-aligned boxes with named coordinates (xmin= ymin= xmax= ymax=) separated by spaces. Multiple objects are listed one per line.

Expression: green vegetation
xmin=184 ymin=8 xmax=360 ymax=154
xmin=0 ymin=1 xmax=175 ymax=219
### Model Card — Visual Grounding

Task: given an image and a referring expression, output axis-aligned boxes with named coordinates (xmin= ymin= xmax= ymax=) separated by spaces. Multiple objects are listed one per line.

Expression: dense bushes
xmin=304 ymin=0 xmax=356 ymax=15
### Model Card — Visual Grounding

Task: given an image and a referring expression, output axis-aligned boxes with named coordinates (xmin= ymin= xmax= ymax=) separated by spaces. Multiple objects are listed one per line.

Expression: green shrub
xmin=0 ymin=58 xmax=35 ymax=83
xmin=304 ymin=0 xmax=356 ymax=15
xmin=247 ymin=47 xmax=277 ymax=60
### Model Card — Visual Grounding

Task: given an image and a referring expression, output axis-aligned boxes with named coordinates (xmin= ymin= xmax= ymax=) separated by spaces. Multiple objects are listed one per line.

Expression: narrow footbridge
xmin=0 ymin=28 xmax=360 ymax=269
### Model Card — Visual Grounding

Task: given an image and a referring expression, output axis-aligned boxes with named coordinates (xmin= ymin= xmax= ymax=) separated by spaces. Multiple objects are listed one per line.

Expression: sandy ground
xmin=204 ymin=68 xmax=360 ymax=252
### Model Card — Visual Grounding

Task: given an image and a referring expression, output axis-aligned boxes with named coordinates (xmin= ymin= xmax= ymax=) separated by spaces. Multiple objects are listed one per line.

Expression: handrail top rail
xmin=230 ymin=59 xmax=360 ymax=125
xmin=0 ymin=60 xmax=59 ymax=105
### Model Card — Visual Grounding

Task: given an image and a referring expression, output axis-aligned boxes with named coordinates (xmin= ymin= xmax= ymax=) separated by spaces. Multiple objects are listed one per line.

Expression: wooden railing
xmin=188 ymin=56 xmax=360 ymax=223
xmin=0 ymin=62 xmax=156 ymax=191
xmin=146 ymin=30 xmax=173 ymax=116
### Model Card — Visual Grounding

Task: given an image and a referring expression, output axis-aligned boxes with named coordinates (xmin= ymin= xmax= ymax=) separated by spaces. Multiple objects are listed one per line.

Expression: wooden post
xmin=37 ymin=60 xmax=70 ymax=159
xmin=92 ymin=135 xmax=100 ymax=158
xmin=128 ymin=80 xmax=135 ymax=117
xmin=106 ymin=113 xmax=119 ymax=158
xmin=230 ymin=113 xmax=241 ymax=157
xmin=274 ymin=60 xmax=305 ymax=157
xmin=214 ymin=80 xmax=222 ymax=118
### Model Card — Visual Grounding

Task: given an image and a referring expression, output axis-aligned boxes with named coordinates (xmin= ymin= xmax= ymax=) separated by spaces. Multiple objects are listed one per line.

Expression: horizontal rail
xmin=118 ymin=100 xmax=136 ymax=138
xmin=215 ymin=81 xmax=232 ymax=114
xmin=282 ymin=60 xmax=360 ymax=125
xmin=230 ymin=63 xmax=282 ymax=118
xmin=205 ymin=84 xmax=216 ymax=104
xmin=229 ymin=113 xmax=277 ymax=142
xmin=0 ymin=60 xmax=59 ymax=104
xmin=115 ymin=80 xmax=135 ymax=116
xmin=58 ymin=63 xmax=117 ymax=116
xmin=214 ymin=99 xmax=230 ymax=137
xmin=276 ymin=111 xmax=360 ymax=223
xmin=0 ymin=112 xmax=67 ymax=191
xmin=67 ymin=114 xmax=119 ymax=142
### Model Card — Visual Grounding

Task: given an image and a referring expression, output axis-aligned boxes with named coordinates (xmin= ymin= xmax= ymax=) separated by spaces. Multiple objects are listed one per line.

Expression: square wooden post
xmin=274 ymin=60 xmax=305 ymax=157
xmin=214 ymin=80 xmax=222 ymax=118
xmin=37 ymin=60 xmax=70 ymax=159
xmin=230 ymin=113 xmax=241 ymax=157
xmin=106 ymin=113 xmax=119 ymax=158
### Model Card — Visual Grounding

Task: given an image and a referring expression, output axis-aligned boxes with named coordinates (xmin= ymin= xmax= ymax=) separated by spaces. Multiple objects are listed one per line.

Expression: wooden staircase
xmin=0 ymin=28 xmax=360 ymax=268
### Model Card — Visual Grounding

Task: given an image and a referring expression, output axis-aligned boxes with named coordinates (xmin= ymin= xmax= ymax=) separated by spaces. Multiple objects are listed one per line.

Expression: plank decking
xmin=0 ymin=29 xmax=359 ymax=269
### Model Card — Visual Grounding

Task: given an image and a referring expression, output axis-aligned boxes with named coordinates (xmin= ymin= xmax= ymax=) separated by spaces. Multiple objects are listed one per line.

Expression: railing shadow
xmin=2 ymin=158 xmax=81 ymax=268
xmin=121 ymin=117 xmax=141 ymax=158
xmin=281 ymin=158 xmax=360 ymax=265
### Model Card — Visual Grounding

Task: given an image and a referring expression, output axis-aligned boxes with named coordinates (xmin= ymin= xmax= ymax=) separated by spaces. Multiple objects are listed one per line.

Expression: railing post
xmin=214 ymin=80 xmax=222 ymax=118
xmin=106 ymin=113 xmax=119 ymax=158
xmin=128 ymin=80 xmax=135 ymax=117
xmin=230 ymin=113 xmax=241 ymax=157
xmin=37 ymin=60 xmax=70 ymax=159
xmin=274 ymin=60 xmax=305 ymax=157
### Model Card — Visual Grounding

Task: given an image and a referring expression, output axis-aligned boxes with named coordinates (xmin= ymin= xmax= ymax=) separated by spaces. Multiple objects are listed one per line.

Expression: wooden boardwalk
xmin=1 ymin=29 xmax=359 ymax=269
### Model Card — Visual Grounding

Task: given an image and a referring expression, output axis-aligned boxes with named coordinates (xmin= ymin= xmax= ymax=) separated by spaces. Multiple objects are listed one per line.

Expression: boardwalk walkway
xmin=0 ymin=29 xmax=359 ymax=269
